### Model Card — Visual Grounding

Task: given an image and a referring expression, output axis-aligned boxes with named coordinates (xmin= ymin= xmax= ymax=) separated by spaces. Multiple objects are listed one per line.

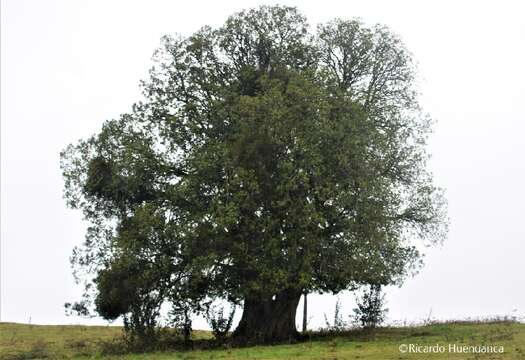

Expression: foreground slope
xmin=1 ymin=321 xmax=524 ymax=359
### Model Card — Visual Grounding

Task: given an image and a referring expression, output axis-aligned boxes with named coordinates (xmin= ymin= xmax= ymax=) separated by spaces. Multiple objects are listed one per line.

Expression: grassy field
xmin=1 ymin=321 xmax=525 ymax=359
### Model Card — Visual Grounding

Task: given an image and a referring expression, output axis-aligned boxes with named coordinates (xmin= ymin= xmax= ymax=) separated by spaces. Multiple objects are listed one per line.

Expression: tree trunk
xmin=233 ymin=288 xmax=302 ymax=343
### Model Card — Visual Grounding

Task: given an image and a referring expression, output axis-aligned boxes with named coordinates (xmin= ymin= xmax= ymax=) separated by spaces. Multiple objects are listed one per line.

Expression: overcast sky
xmin=1 ymin=0 xmax=524 ymax=329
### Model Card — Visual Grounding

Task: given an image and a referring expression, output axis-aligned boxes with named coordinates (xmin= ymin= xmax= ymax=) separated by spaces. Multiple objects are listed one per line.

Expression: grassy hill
xmin=1 ymin=321 xmax=524 ymax=359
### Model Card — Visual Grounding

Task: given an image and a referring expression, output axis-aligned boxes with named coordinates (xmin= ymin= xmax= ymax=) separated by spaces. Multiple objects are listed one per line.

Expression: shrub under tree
xmin=352 ymin=284 xmax=388 ymax=329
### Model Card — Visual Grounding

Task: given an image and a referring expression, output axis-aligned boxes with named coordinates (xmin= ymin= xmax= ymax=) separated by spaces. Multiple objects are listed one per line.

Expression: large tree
xmin=61 ymin=5 xmax=447 ymax=343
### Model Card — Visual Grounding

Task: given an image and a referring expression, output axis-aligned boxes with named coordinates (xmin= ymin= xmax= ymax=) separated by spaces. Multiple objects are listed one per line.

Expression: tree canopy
xmin=61 ymin=5 xmax=447 ymax=344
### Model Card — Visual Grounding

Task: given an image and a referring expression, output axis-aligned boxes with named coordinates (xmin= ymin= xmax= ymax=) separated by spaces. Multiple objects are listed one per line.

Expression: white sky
xmin=1 ymin=0 xmax=524 ymax=329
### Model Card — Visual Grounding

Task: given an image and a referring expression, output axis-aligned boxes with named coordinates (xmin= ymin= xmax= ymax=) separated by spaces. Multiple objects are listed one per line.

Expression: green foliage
xmin=352 ymin=284 xmax=388 ymax=329
xmin=64 ymin=300 xmax=91 ymax=318
xmin=60 ymin=5 xmax=447 ymax=342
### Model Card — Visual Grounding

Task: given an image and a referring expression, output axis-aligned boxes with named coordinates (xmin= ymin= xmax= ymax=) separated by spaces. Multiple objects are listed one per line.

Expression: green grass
xmin=1 ymin=321 xmax=524 ymax=359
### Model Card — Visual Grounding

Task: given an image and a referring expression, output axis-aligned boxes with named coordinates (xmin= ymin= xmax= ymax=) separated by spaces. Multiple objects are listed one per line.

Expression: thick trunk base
xmin=233 ymin=289 xmax=301 ymax=344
